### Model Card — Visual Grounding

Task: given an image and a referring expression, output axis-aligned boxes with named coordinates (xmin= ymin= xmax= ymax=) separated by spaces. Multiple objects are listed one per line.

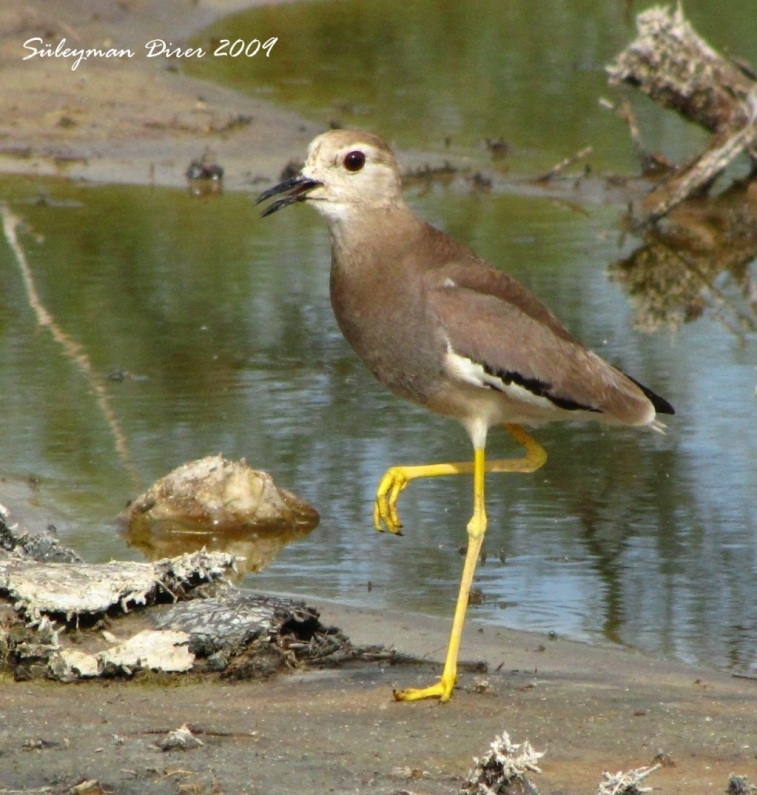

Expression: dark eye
xmin=343 ymin=150 xmax=366 ymax=172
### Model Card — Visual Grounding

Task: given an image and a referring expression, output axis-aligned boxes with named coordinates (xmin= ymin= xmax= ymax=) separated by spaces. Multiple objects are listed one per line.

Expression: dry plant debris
xmin=728 ymin=775 xmax=757 ymax=795
xmin=606 ymin=4 xmax=757 ymax=224
xmin=154 ymin=724 xmax=205 ymax=752
xmin=597 ymin=764 xmax=661 ymax=795
xmin=459 ymin=731 xmax=543 ymax=795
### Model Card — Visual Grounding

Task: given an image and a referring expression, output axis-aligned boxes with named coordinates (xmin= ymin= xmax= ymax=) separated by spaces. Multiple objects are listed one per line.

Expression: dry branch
xmin=640 ymin=121 xmax=756 ymax=222
xmin=535 ymin=146 xmax=593 ymax=182
xmin=606 ymin=4 xmax=757 ymax=223
xmin=607 ymin=5 xmax=756 ymax=135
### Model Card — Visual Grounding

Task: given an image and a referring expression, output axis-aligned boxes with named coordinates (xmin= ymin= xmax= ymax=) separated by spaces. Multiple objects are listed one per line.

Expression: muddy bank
xmin=0 ymin=0 xmax=613 ymax=197
xmin=1 ymin=598 xmax=756 ymax=794
xmin=2 ymin=492 xmax=756 ymax=794
xmin=0 ymin=0 xmax=324 ymax=189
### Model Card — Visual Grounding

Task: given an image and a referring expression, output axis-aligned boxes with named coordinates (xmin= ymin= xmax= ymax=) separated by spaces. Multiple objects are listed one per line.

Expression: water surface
xmin=1 ymin=172 xmax=754 ymax=672
xmin=186 ymin=0 xmax=756 ymax=172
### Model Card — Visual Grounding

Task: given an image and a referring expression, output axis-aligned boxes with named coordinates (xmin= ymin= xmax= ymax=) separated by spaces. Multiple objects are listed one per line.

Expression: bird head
xmin=258 ymin=130 xmax=404 ymax=223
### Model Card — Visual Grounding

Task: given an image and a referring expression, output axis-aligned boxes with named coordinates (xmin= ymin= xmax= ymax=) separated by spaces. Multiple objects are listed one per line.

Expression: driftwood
xmin=0 ymin=502 xmax=381 ymax=682
xmin=0 ymin=551 xmax=238 ymax=624
xmin=606 ymin=4 xmax=757 ymax=223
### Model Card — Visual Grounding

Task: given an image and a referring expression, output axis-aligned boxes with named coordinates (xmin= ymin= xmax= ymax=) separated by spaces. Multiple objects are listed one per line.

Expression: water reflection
xmin=1 ymin=203 xmax=139 ymax=490
xmin=124 ymin=520 xmax=316 ymax=575
xmin=186 ymin=0 xmax=757 ymax=172
xmin=612 ymin=180 xmax=757 ymax=335
xmin=2 ymin=173 xmax=752 ymax=673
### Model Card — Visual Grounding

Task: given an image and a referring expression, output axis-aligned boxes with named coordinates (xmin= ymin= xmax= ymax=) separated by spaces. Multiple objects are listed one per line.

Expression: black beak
xmin=256 ymin=174 xmax=322 ymax=217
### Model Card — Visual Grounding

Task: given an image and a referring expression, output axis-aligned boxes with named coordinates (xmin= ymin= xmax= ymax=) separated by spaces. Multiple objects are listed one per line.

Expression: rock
xmin=120 ymin=455 xmax=319 ymax=573
xmin=121 ymin=454 xmax=319 ymax=533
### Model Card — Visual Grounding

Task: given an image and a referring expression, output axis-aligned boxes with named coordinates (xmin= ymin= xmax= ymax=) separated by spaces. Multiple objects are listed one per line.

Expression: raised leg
xmin=384 ymin=424 xmax=547 ymax=703
xmin=374 ymin=423 xmax=547 ymax=534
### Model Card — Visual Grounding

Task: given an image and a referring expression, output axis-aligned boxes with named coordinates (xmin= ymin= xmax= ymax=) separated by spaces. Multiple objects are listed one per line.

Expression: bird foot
xmin=393 ymin=674 xmax=456 ymax=703
xmin=373 ymin=467 xmax=408 ymax=534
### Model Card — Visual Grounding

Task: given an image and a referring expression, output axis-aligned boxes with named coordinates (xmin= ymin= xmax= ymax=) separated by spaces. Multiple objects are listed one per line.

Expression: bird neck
xmin=326 ymin=201 xmax=419 ymax=266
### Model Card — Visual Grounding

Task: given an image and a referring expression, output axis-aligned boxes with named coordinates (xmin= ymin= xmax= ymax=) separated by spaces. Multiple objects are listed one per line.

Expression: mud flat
xmin=1 ymin=596 xmax=755 ymax=794
xmin=0 ymin=0 xmax=324 ymax=189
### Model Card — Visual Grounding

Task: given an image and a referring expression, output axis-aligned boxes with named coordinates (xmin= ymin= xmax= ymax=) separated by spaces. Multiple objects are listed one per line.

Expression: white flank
xmin=444 ymin=347 xmax=556 ymax=412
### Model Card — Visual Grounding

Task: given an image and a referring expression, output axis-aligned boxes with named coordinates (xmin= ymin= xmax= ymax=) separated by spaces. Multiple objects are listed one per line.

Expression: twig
xmin=599 ymin=96 xmax=676 ymax=174
xmin=535 ymin=146 xmax=593 ymax=182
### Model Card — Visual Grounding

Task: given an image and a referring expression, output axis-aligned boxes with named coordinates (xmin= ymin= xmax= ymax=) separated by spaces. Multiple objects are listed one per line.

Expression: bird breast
xmin=329 ymin=248 xmax=447 ymax=406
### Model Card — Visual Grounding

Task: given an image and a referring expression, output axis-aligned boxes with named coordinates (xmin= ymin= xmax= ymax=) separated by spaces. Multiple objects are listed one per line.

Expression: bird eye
xmin=343 ymin=150 xmax=366 ymax=172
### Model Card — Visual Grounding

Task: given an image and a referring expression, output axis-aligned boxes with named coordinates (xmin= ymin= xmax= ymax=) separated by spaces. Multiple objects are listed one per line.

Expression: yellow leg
xmin=374 ymin=424 xmax=547 ymax=534
xmin=383 ymin=424 xmax=547 ymax=703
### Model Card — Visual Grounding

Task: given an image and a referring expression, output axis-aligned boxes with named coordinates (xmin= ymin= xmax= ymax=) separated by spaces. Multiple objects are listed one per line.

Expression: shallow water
xmin=2 ymin=0 xmax=756 ymax=672
xmin=1 ymin=172 xmax=754 ymax=672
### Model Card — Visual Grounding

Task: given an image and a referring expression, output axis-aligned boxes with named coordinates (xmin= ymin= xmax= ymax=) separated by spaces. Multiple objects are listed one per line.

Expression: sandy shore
xmin=1 ymin=2 xmax=755 ymax=793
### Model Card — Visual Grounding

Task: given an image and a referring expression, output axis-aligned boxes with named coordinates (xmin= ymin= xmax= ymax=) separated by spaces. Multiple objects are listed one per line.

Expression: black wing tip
xmin=656 ymin=396 xmax=675 ymax=416
xmin=625 ymin=373 xmax=675 ymax=416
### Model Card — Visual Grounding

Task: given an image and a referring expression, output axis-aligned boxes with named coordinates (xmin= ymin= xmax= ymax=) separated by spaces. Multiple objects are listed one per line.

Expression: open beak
xmin=256 ymin=174 xmax=322 ymax=217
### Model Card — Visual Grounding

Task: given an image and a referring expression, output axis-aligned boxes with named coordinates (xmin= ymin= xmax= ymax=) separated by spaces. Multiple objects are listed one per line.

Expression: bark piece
xmin=0 ymin=550 xmax=237 ymax=623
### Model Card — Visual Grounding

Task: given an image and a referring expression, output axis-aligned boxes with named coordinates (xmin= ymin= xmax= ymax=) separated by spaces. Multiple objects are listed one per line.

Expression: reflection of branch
xmin=610 ymin=180 xmax=757 ymax=336
xmin=658 ymin=241 xmax=756 ymax=338
xmin=1 ymin=203 xmax=139 ymax=489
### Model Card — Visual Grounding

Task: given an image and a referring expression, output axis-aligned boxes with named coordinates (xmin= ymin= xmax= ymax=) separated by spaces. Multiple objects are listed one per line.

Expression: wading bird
xmin=258 ymin=130 xmax=674 ymax=702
